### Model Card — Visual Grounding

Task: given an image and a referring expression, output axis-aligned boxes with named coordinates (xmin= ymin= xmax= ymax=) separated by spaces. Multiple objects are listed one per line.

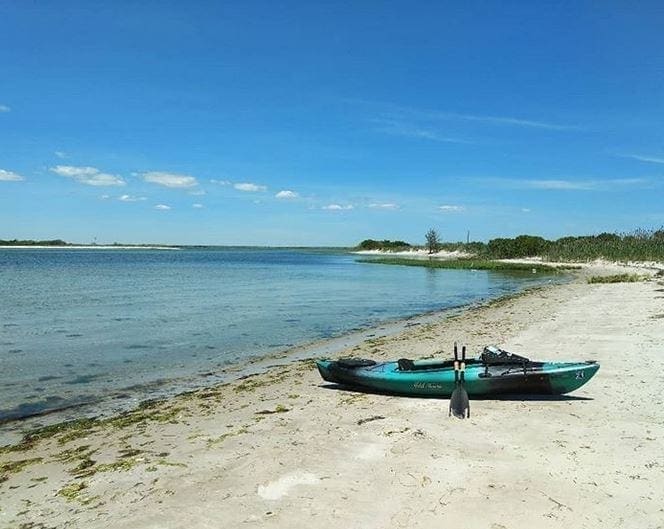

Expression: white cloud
xmin=275 ymin=190 xmax=299 ymax=199
xmin=118 ymin=194 xmax=147 ymax=202
xmin=0 ymin=169 xmax=24 ymax=181
xmin=619 ymin=154 xmax=664 ymax=165
xmin=154 ymin=204 xmax=171 ymax=210
xmin=356 ymin=100 xmax=576 ymax=131
xmin=54 ymin=151 xmax=67 ymax=159
xmin=484 ymin=177 xmax=647 ymax=191
xmin=391 ymin=103 xmax=574 ymax=131
xmin=369 ymin=203 xmax=399 ymax=210
xmin=189 ymin=189 xmax=206 ymax=196
xmin=527 ymin=179 xmax=597 ymax=190
xmin=521 ymin=208 xmax=531 ymax=213
xmin=373 ymin=118 xmax=472 ymax=144
xmin=192 ymin=203 xmax=204 ymax=208
xmin=234 ymin=182 xmax=267 ymax=192
xmin=210 ymin=179 xmax=268 ymax=192
xmin=51 ymin=165 xmax=125 ymax=186
xmin=0 ymin=104 xmax=10 ymax=113
xmin=323 ymin=204 xmax=353 ymax=211
xmin=439 ymin=205 xmax=465 ymax=212
xmin=525 ymin=178 xmax=645 ymax=191
xmin=456 ymin=113 xmax=573 ymax=130
xmin=143 ymin=171 xmax=198 ymax=188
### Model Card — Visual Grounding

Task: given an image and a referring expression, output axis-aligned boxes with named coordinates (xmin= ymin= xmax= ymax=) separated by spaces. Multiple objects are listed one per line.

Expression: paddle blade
xmin=449 ymin=386 xmax=470 ymax=419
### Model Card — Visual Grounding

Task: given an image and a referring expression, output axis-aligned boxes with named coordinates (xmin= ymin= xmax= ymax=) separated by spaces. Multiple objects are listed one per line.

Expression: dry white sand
xmin=353 ymin=249 xmax=473 ymax=259
xmin=1 ymin=266 xmax=663 ymax=529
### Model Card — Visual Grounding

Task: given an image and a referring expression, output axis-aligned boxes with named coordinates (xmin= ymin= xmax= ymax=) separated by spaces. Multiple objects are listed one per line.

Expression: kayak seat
xmin=481 ymin=346 xmax=530 ymax=366
xmin=337 ymin=358 xmax=377 ymax=369
xmin=397 ymin=358 xmax=415 ymax=371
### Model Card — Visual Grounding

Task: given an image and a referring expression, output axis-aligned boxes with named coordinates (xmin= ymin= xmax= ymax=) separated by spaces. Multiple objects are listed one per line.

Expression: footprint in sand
xmin=257 ymin=471 xmax=320 ymax=500
xmin=355 ymin=443 xmax=386 ymax=461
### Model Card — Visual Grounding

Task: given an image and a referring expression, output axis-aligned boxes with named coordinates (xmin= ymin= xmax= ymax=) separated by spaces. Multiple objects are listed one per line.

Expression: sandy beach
xmin=2 ymin=264 xmax=663 ymax=529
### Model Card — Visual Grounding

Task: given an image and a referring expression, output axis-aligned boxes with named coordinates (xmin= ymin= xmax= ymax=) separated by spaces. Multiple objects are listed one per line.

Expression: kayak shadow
xmin=319 ymin=383 xmax=593 ymax=401
xmin=473 ymin=394 xmax=593 ymax=402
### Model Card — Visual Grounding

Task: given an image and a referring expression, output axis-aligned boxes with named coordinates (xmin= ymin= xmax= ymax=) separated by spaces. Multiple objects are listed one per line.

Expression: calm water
xmin=0 ymin=248 xmax=551 ymax=431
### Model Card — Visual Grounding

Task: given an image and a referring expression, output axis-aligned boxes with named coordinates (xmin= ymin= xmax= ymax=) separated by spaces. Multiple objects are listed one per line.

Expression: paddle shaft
xmin=453 ymin=342 xmax=459 ymax=383
xmin=449 ymin=342 xmax=470 ymax=419
xmin=460 ymin=345 xmax=469 ymax=418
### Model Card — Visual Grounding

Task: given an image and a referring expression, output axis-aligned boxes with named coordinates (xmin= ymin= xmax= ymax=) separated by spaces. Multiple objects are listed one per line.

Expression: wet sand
xmin=1 ymin=264 xmax=663 ymax=529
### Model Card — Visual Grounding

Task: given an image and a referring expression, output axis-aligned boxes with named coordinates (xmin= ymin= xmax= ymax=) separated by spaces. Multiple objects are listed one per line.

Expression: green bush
xmin=545 ymin=229 xmax=664 ymax=262
xmin=487 ymin=235 xmax=550 ymax=259
xmin=0 ymin=239 xmax=68 ymax=246
xmin=357 ymin=239 xmax=412 ymax=251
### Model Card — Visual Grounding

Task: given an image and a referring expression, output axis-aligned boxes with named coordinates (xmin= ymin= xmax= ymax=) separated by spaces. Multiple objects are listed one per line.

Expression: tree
xmin=425 ymin=228 xmax=440 ymax=254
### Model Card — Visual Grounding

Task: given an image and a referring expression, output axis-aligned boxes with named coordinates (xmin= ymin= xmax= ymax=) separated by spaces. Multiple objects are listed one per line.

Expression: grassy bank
xmin=587 ymin=273 xmax=646 ymax=284
xmin=357 ymin=257 xmax=574 ymax=272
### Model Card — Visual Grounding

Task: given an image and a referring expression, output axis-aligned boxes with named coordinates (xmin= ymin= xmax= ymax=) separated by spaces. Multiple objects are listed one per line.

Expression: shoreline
xmin=0 ymin=274 xmax=562 ymax=445
xmin=0 ymin=259 xmax=649 ymax=440
xmin=1 ymin=262 xmax=663 ymax=528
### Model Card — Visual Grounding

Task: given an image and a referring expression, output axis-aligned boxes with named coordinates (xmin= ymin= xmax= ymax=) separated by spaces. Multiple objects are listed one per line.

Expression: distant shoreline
xmin=0 ymin=244 xmax=350 ymax=250
xmin=0 ymin=245 xmax=180 ymax=250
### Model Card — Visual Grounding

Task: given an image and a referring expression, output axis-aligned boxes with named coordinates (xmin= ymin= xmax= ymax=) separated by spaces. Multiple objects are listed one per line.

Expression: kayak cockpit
xmin=395 ymin=345 xmax=533 ymax=373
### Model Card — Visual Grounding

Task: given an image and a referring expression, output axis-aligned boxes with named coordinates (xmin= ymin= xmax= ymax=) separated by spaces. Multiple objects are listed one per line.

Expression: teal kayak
xmin=316 ymin=347 xmax=599 ymax=397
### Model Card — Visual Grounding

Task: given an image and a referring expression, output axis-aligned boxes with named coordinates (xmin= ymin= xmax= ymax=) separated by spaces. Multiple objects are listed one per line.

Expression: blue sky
xmin=1 ymin=1 xmax=663 ymax=246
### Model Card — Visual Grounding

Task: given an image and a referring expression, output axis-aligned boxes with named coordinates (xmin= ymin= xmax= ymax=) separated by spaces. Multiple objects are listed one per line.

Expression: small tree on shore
xmin=425 ymin=228 xmax=440 ymax=254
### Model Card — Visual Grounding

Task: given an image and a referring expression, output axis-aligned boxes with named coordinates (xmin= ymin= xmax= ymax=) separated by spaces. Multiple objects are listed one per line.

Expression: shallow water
xmin=0 ymin=247 xmax=553 ymax=435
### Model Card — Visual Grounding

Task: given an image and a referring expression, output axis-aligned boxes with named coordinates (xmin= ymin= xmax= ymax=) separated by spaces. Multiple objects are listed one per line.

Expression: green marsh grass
xmin=545 ymin=230 xmax=664 ymax=262
xmin=587 ymin=274 xmax=646 ymax=284
xmin=357 ymin=257 xmax=566 ymax=273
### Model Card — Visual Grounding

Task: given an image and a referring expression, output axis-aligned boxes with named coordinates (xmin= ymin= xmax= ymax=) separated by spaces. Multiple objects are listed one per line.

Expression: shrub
xmin=487 ymin=235 xmax=549 ymax=258
xmin=357 ymin=239 xmax=411 ymax=251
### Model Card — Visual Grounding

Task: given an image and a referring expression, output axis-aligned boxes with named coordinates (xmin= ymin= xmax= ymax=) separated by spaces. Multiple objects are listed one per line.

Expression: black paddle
xmin=449 ymin=343 xmax=470 ymax=419
xmin=461 ymin=345 xmax=470 ymax=418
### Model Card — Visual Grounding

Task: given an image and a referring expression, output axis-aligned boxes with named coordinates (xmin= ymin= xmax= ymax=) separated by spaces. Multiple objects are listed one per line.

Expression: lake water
xmin=0 ymin=247 xmax=552 ymax=437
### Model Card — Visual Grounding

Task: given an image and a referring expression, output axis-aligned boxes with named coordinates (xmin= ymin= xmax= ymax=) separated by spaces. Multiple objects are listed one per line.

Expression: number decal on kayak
xmin=575 ymin=370 xmax=585 ymax=379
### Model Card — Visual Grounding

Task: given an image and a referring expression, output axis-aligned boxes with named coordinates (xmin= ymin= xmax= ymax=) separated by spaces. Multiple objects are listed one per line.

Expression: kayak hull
xmin=316 ymin=358 xmax=599 ymax=397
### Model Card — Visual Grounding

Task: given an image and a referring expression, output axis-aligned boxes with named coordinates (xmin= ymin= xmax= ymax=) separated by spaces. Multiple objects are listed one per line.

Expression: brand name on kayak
xmin=413 ymin=382 xmax=444 ymax=389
